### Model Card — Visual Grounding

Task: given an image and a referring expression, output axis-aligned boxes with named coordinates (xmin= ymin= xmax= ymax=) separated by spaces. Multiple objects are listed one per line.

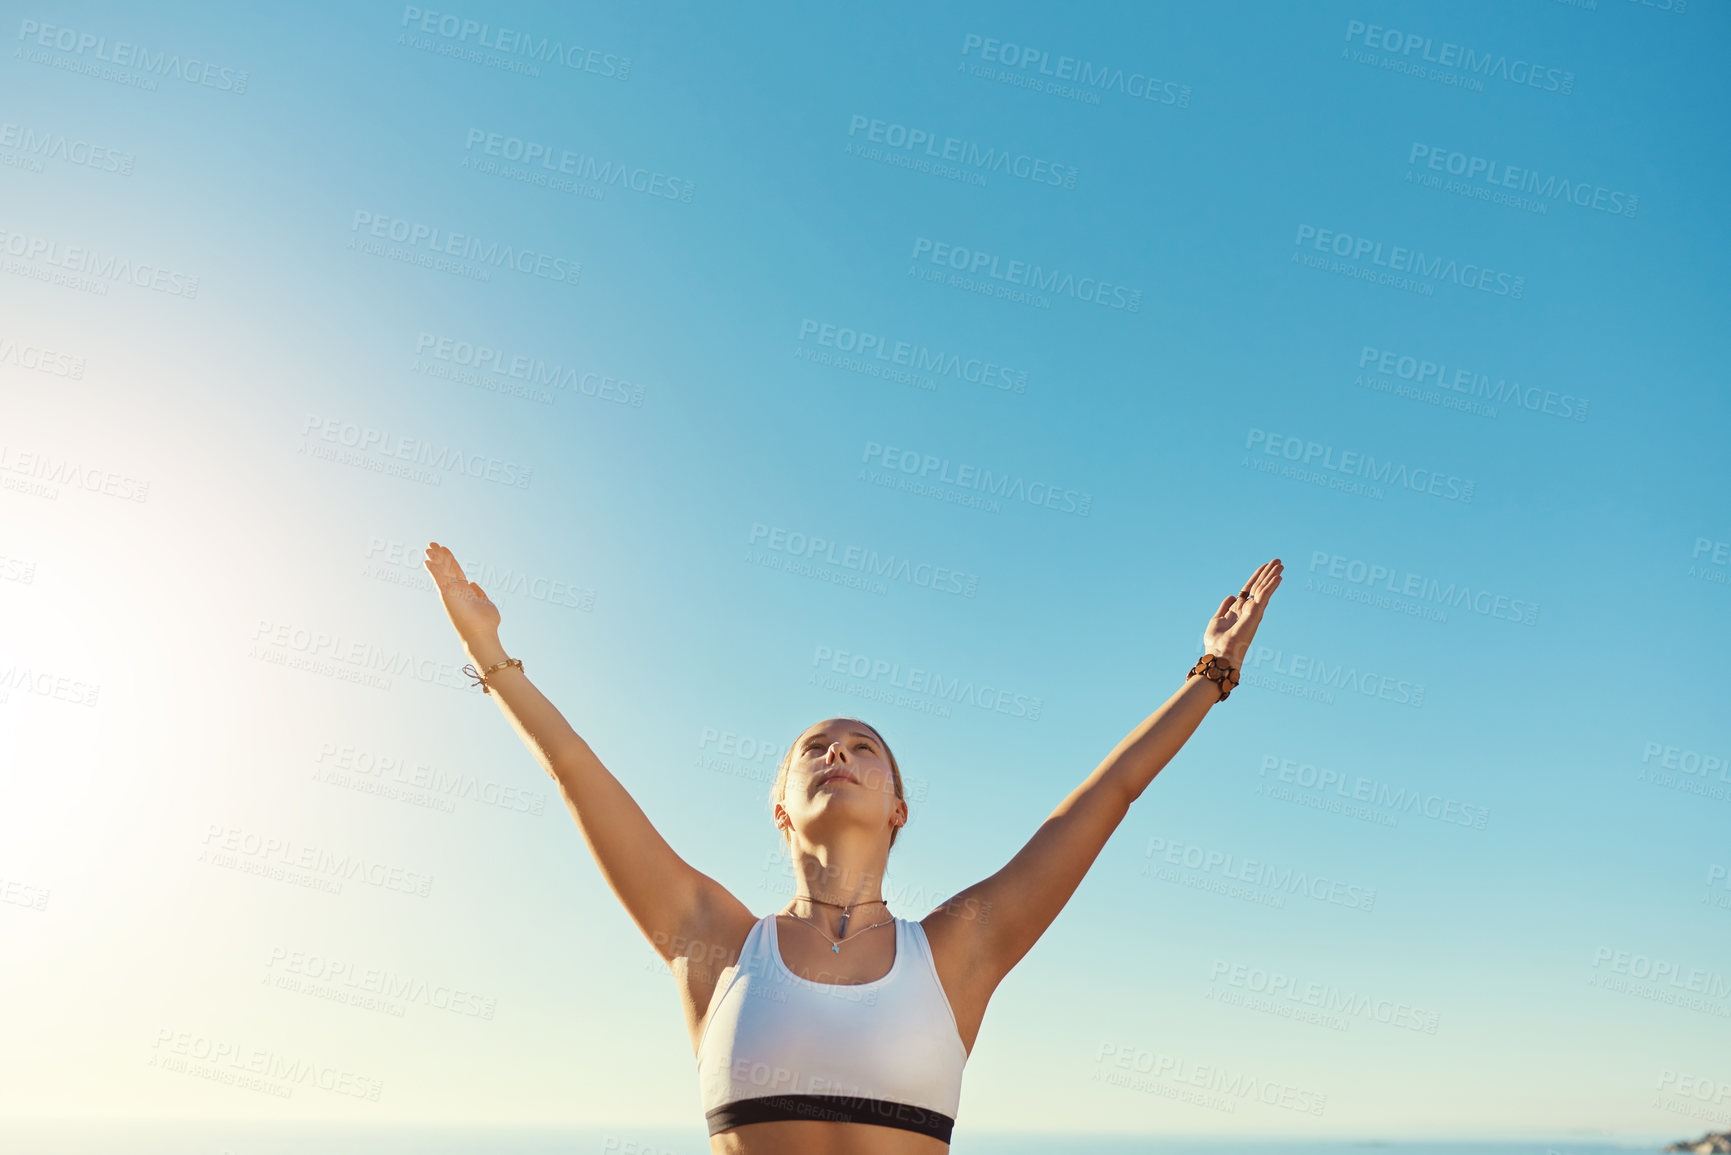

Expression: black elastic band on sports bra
xmin=706 ymin=1094 xmax=954 ymax=1142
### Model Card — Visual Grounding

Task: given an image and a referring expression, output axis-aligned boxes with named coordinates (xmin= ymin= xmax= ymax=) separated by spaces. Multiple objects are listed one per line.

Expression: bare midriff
xmin=707 ymin=1119 xmax=951 ymax=1154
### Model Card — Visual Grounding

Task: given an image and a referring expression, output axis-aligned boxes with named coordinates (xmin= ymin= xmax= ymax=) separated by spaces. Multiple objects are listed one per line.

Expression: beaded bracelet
xmin=461 ymin=657 xmax=523 ymax=694
xmin=1187 ymin=653 xmax=1240 ymax=702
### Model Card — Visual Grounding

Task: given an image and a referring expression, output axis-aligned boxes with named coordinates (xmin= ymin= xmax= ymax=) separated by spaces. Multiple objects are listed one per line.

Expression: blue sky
xmin=1 ymin=0 xmax=1728 ymax=1144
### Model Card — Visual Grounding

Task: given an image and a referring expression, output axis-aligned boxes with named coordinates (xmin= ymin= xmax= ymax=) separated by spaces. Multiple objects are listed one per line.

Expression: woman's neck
xmin=783 ymin=846 xmax=889 ymax=930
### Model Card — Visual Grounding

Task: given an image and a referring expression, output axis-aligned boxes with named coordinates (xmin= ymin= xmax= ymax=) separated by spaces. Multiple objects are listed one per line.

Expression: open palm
xmin=1202 ymin=558 xmax=1283 ymax=667
xmin=423 ymin=541 xmax=500 ymax=645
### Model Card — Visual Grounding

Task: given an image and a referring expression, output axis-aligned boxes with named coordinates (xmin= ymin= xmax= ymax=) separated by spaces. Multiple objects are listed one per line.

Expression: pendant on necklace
xmin=831 ymin=943 xmax=840 ymax=953
xmin=838 ymin=911 xmax=851 ymax=937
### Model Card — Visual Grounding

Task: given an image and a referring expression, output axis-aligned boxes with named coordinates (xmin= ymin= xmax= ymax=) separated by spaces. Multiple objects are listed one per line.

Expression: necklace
xmin=794 ymin=893 xmax=886 ymax=934
xmin=782 ymin=896 xmax=893 ymax=953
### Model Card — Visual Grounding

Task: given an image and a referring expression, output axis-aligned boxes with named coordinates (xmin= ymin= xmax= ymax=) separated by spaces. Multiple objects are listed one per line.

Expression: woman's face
xmin=778 ymin=717 xmax=903 ymax=843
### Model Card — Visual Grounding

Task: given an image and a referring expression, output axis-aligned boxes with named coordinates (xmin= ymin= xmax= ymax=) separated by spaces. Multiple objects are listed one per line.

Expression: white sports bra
xmin=695 ymin=914 xmax=969 ymax=1143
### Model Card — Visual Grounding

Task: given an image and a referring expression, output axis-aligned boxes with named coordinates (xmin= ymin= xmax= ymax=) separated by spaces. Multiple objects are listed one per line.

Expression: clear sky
xmin=1 ymin=0 xmax=1728 ymax=1146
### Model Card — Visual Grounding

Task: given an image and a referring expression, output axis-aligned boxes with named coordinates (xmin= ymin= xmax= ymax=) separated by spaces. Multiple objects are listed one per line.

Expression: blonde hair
xmin=769 ymin=719 xmax=906 ymax=851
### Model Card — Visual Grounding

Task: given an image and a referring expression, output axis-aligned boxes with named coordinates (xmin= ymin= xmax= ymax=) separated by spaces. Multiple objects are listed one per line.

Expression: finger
xmin=430 ymin=542 xmax=469 ymax=584
xmin=1250 ymin=568 xmax=1283 ymax=611
xmin=1215 ymin=594 xmax=1237 ymax=618
xmin=1239 ymin=566 xmax=1269 ymax=602
xmin=427 ymin=553 xmax=457 ymax=586
xmin=1236 ymin=565 xmax=1263 ymax=600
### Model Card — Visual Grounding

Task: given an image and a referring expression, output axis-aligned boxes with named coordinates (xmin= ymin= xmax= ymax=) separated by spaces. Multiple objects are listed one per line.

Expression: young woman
xmin=423 ymin=542 xmax=1282 ymax=1153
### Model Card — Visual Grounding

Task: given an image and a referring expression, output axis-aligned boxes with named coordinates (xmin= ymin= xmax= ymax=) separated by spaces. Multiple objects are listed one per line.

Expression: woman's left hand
xmin=1202 ymin=558 xmax=1283 ymax=669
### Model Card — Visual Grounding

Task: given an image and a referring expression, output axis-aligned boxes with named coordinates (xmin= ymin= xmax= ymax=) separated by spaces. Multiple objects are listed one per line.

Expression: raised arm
xmin=928 ymin=559 xmax=1283 ymax=990
xmin=423 ymin=542 xmax=745 ymax=963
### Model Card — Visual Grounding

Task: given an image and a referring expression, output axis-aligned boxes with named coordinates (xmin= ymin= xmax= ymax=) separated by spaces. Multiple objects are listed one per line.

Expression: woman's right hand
xmin=423 ymin=542 xmax=501 ymax=652
xmin=1201 ymin=557 xmax=1282 ymax=671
